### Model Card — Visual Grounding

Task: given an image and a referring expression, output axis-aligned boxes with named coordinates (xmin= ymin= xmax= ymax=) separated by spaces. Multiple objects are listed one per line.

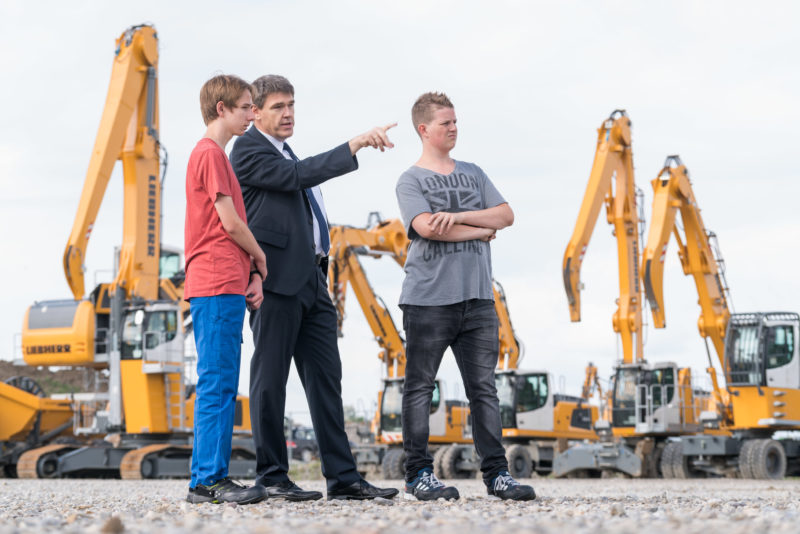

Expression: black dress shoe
xmin=261 ymin=479 xmax=322 ymax=501
xmin=327 ymin=479 xmax=400 ymax=501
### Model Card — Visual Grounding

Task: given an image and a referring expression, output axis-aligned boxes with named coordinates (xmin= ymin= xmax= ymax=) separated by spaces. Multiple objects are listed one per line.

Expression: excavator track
xmin=17 ymin=444 xmax=76 ymax=479
xmin=120 ymin=443 xmax=191 ymax=480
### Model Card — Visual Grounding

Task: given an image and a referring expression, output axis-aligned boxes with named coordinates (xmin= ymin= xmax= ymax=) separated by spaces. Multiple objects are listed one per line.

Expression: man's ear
xmin=216 ymin=100 xmax=226 ymax=117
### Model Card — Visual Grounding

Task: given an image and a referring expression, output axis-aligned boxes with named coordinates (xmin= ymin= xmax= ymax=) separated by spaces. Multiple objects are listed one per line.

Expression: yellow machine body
xmin=0 ymin=382 xmax=72 ymax=442
xmin=22 ymin=300 xmax=97 ymax=367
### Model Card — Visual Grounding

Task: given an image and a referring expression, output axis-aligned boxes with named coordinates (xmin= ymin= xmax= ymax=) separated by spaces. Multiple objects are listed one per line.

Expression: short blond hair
xmin=411 ymin=92 xmax=454 ymax=135
xmin=199 ymin=74 xmax=253 ymax=126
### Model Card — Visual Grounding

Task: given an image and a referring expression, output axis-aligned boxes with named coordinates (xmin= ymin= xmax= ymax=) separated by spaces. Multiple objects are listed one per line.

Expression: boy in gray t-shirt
xmin=396 ymin=92 xmax=535 ymax=502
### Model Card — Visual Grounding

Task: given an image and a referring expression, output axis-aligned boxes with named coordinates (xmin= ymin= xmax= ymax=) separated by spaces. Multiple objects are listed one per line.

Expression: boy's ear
xmin=216 ymin=100 xmax=225 ymax=117
xmin=417 ymin=123 xmax=427 ymax=138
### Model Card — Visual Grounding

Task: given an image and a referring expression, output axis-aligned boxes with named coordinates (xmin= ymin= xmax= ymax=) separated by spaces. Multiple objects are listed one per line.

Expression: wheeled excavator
xmin=8 ymin=24 xmax=254 ymax=479
xmin=556 ymin=112 xmax=712 ymax=478
xmin=642 ymin=156 xmax=800 ymax=479
xmin=328 ymin=214 xmax=597 ymax=479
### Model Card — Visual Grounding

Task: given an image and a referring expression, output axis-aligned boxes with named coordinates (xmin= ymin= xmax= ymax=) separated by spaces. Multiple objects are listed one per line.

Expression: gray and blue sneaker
xmin=404 ymin=468 xmax=460 ymax=501
xmin=487 ymin=471 xmax=536 ymax=501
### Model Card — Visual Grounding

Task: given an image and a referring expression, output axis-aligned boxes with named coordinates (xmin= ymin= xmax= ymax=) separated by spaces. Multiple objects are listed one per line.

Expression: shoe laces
xmin=415 ymin=469 xmax=445 ymax=490
xmin=212 ymin=477 xmax=245 ymax=492
xmin=492 ymin=472 xmax=519 ymax=492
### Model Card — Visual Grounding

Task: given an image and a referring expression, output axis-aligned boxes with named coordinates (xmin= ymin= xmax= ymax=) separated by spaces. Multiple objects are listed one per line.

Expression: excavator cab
xmin=496 ymin=371 xmax=552 ymax=431
xmin=726 ymin=313 xmax=799 ymax=389
xmin=612 ymin=362 xmax=700 ymax=435
xmin=377 ymin=378 xmax=469 ymax=444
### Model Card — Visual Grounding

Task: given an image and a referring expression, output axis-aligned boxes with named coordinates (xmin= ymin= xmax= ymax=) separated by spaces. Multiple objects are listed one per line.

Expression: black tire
xmin=505 ymin=444 xmax=533 ymax=479
xmin=440 ymin=445 xmax=474 ymax=479
xmin=4 ymin=376 xmax=45 ymax=397
xmin=749 ymin=439 xmax=786 ymax=480
xmin=432 ymin=446 xmax=448 ymax=479
xmin=37 ymin=453 xmax=60 ymax=479
xmin=381 ymin=448 xmax=406 ymax=480
xmin=738 ymin=439 xmax=756 ymax=479
xmin=643 ymin=442 xmax=665 ymax=478
xmin=670 ymin=441 xmax=704 ymax=479
xmin=660 ymin=441 xmax=678 ymax=479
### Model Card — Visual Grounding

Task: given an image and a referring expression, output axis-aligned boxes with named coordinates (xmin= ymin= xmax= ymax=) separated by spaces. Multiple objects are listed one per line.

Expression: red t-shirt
xmin=183 ymin=138 xmax=250 ymax=300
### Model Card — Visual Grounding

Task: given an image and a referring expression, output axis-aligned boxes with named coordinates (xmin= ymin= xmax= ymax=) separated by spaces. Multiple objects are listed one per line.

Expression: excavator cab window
xmin=647 ymin=367 xmax=675 ymax=407
xmin=159 ymin=250 xmax=182 ymax=279
xmin=121 ymin=309 xmax=178 ymax=359
xmin=765 ymin=326 xmax=794 ymax=369
xmin=612 ymin=367 xmax=638 ymax=427
xmin=516 ymin=374 xmax=548 ymax=413
xmin=431 ymin=382 xmax=441 ymax=414
xmin=495 ymin=374 xmax=516 ymax=428
xmin=726 ymin=325 xmax=763 ymax=385
xmin=380 ymin=381 xmax=403 ymax=433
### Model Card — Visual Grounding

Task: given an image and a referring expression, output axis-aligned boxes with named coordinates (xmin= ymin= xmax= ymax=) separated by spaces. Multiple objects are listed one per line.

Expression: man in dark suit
xmin=230 ymin=74 xmax=397 ymax=501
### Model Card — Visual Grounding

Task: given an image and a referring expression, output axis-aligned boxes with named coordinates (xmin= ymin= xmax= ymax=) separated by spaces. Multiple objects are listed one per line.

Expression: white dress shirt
xmin=257 ymin=129 xmax=329 ymax=255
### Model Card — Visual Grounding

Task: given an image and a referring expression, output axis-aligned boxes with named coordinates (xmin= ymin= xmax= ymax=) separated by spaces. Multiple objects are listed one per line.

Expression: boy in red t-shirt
xmin=184 ymin=74 xmax=267 ymax=505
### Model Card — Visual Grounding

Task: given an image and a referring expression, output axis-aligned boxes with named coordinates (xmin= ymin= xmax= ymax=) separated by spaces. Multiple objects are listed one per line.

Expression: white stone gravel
xmin=1 ymin=478 xmax=799 ymax=534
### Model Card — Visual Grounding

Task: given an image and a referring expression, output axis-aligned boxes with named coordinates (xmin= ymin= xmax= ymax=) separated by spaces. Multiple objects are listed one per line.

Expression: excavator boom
xmin=642 ymin=155 xmax=731 ymax=361
xmin=63 ymin=25 xmax=161 ymax=300
xmin=563 ymin=110 xmax=643 ymax=364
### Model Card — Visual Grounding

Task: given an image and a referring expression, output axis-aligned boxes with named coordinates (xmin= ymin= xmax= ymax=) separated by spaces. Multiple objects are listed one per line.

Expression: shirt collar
xmin=256 ymin=127 xmax=286 ymax=154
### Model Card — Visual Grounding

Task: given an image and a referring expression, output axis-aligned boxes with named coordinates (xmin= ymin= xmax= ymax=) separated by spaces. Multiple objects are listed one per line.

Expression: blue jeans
xmin=401 ymin=299 xmax=508 ymax=483
xmin=189 ymin=294 xmax=245 ymax=487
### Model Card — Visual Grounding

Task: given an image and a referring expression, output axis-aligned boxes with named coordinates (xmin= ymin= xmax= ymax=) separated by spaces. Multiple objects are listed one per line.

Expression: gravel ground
xmin=1 ymin=478 xmax=799 ymax=534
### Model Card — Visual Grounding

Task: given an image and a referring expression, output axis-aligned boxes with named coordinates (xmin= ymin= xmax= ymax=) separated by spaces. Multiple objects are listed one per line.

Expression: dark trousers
xmin=401 ymin=299 xmax=508 ymax=484
xmin=249 ymin=267 xmax=361 ymax=491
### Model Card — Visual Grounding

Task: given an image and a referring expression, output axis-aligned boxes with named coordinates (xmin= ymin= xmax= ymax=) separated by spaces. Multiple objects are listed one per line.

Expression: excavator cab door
xmin=635 ymin=362 xmax=682 ymax=434
xmin=611 ymin=365 xmax=639 ymax=428
xmin=764 ymin=319 xmax=799 ymax=389
xmin=121 ymin=303 xmax=183 ymax=373
xmin=514 ymin=372 xmax=554 ymax=432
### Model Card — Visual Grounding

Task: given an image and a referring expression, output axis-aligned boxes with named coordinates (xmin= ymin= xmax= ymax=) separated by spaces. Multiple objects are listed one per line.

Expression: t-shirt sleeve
xmin=395 ymin=173 xmax=431 ymax=239
xmin=478 ymin=165 xmax=506 ymax=208
xmin=199 ymin=148 xmax=235 ymax=203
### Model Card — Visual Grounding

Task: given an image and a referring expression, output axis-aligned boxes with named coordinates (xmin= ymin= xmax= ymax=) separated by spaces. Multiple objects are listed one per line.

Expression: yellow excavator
xmin=643 ymin=156 xmax=800 ymax=479
xmin=6 ymin=24 xmax=253 ymax=479
xmin=329 ymin=214 xmax=596 ymax=479
xmin=556 ymin=112 xmax=711 ymax=478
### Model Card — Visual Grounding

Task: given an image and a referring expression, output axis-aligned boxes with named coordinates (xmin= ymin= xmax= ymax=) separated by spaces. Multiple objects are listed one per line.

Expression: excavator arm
xmin=563 ymin=110 xmax=643 ymax=364
xmin=641 ymin=155 xmax=732 ymax=423
xmin=328 ymin=218 xmax=409 ymax=377
xmin=641 ymin=156 xmax=731 ymax=362
xmin=493 ymin=280 xmax=522 ymax=370
xmin=63 ymin=25 xmax=162 ymax=300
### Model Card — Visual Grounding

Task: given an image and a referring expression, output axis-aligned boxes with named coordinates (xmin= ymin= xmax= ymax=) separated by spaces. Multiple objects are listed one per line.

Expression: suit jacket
xmin=230 ymin=126 xmax=358 ymax=296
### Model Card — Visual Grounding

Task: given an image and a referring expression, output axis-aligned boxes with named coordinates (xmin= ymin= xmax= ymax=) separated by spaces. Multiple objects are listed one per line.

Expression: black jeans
xmin=401 ymin=299 xmax=508 ymax=484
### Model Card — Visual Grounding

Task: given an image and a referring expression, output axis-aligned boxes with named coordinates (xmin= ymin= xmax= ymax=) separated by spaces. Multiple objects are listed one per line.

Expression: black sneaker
xmin=187 ymin=477 xmax=267 ymax=505
xmin=487 ymin=471 xmax=536 ymax=501
xmin=404 ymin=468 xmax=460 ymax=501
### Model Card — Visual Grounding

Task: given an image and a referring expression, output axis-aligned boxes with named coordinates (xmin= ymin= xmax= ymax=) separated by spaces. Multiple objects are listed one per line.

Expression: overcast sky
xmin=1 ymin=1 xmax=799 ymax=426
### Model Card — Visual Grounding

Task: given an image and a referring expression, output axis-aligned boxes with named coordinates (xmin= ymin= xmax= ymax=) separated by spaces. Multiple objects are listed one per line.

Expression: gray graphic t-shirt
xmin=396 ymin=160 xmax=506 ymax=306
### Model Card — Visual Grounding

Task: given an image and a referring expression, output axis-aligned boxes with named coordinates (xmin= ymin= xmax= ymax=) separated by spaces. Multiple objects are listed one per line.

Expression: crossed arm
xmin=411 ymin=203 xmax=514 ymax=242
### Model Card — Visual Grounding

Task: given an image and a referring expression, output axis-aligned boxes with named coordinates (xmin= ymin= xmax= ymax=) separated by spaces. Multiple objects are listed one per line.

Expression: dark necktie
xmin=283 ymin=142 xmax=330 ymax=254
